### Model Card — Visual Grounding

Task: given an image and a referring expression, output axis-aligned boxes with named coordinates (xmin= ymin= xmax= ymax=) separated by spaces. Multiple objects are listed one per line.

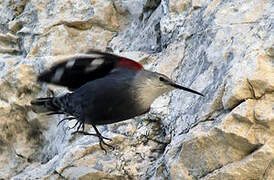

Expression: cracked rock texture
xmin=0 ymin=0 xmax=273 ymax=179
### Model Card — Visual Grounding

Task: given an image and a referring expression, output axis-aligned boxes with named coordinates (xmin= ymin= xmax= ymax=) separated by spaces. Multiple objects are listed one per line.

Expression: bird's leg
xmin=72 ymin=125 xmax=114 ymax=153
xmin=91 ymin=125 xmax=112 ymax=141
xmin=92 ymin=125 xmax=114 ymax=153
xmin=71 ymin=119 xmax=85 ymax=132
xmin=80 ymin=122 xmax=85 ymax=131
xmin=76 ymin=119 xmax=85 ymax=131
xmin=57 ymin=117 xmax=75 ymax=126
xmin=69 ymin=120 xmax=80 ymax=130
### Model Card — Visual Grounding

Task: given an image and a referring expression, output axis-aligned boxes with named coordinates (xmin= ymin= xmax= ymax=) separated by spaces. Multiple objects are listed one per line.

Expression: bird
xmin=31 ymin=50 xmax=204 ymax=152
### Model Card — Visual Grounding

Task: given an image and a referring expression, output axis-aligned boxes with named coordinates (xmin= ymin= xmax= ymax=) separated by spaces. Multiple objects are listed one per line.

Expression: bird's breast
xmin=81 ymin=77 xmax=149 ymax=125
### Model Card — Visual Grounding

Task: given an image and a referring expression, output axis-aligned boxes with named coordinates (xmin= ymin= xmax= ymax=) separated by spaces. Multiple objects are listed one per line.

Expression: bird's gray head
xmin=134 ymin=70 xmax=204 ymax=107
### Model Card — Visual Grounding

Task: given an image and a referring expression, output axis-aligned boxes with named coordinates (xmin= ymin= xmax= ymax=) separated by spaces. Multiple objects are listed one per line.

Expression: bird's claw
xmin=98 ymin=136 xmax=115 ymax=153
xmin=72 ymin=130 xmax=114 ymax=153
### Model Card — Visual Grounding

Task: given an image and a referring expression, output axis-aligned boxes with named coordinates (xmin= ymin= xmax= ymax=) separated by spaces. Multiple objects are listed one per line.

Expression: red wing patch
xmin=116 ymin=57 xmax=143 ymax=71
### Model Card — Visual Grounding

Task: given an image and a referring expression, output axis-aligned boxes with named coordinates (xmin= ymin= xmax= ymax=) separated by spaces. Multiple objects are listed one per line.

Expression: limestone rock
xmin=0 ymin=59 xmax=44 ymax=178
xmin=170 ymin=0 xmax=191 ymax=14
xmin=28 ymin=25 xmax=115 ymax=57
xmin=0 ymin=0 xmax=273 ymax=179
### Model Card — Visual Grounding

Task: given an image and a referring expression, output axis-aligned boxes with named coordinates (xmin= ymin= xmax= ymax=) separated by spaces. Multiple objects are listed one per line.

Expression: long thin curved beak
xmin=169 ymin=82 xmax=204 ymax=96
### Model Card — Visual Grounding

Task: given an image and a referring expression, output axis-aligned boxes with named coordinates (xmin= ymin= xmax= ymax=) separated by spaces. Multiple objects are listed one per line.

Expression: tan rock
xmin=219 ymin=99 xmax=270 ymax=146
xmin=222 ymin=54 xmax=273 ymax=109
xmin=0 ymin=33 xmax=19 ymax=42
xmin=170 ymin=89 xmax=273 ymax=179
xmin=0 ymin=59 xmax=52 ymax=178
xmin=31 ymin=0 xmax=125 ymax=33
xmin=254 ymin=94 xmax=274 ymax=132
xmin=247 ymin=55 xmax=274 ymax=98
xmin=89 ymin=0 xmax=126 ymax=31
xmin=222 ymin=79 xmax=252 ymax=110
xmin=78 ymin=172 xmax=126 ymax=180
xmin=155 ymin=43 xmax=186 ymax=78
xmin=215 ymin=1 xmax=266 ymax=25
xmin=0 ymin=33 xmax=20 ymax=55
xmin=169 ymin=122 xmax=256 ymax=179
xmin=265 ymin=47 xmax=274 ymax=57
xmin=170 ymin=0 xmax=191 ymax=14
xmin=28 ymin=25 xmax=115 ymax=57
xmin=202 ymin=138 xmax=274 ymax=180
xmin=8 ymin=20 xmax=23 ymax=33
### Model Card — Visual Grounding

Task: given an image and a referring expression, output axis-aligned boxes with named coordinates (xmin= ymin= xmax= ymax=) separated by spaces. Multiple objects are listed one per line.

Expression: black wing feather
xmin=38 ymin=51 xmax=120 ymax=90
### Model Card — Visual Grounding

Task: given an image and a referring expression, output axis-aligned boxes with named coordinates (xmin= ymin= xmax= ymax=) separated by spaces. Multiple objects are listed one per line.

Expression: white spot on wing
xmin=91 ymin=59 xmax=104 ymax=66
xmin=85 ymin=66 xmax=97 ymax=72
xmin=85 ymin=58 xmax=104 ymax=72
xmin=51 ymin=68 xmax=65 ymax=82
xmin=66 ymin=60 xmax=75 ymax=68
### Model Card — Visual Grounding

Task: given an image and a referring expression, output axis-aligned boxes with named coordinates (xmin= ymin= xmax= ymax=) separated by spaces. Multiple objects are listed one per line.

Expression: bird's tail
xmin=31 ymin=94 xmax=72 ymax=115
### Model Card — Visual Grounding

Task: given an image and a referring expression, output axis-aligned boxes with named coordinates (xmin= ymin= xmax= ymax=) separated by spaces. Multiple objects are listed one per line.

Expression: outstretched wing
xmin=38 ymin=50 xmax=143 ymax=90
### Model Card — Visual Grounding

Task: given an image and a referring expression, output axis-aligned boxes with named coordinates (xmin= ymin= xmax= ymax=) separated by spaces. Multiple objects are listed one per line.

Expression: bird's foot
xmin=72 ymin=130 xmax=114 ymax=153
xmin=97 ymin=135 xmax=114 ymax=153
xmin=57 ymin=117 xmax=75 ymax=126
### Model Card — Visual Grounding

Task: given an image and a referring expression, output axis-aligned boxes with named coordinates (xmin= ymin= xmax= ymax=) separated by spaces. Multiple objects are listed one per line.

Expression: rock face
xmin=0 ymin=0 xmax=273 ymax=179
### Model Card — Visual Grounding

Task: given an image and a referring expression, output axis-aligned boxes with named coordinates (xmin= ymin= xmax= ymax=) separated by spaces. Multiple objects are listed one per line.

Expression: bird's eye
xmin=159 ymin=77 xmax=165 ymax=81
